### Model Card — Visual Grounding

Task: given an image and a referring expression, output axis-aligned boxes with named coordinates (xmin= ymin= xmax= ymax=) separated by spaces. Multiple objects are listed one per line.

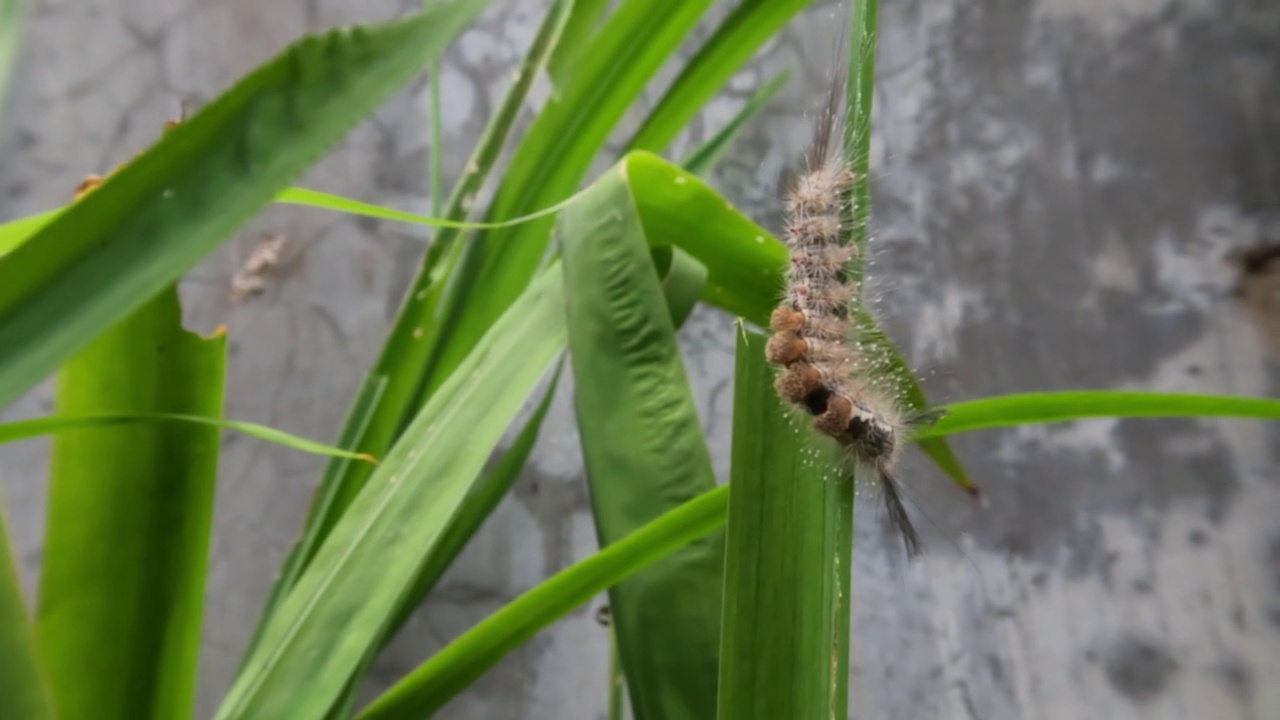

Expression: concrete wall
xmin=1 ymin=0 xmax=1277 ymax=718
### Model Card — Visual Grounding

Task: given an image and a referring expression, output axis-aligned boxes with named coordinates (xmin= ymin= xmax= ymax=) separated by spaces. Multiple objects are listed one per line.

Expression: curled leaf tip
xmin=209 ymin=324 xmax=229 ymax=339
xmin=356 ymin=452 xmax=379 ymax=465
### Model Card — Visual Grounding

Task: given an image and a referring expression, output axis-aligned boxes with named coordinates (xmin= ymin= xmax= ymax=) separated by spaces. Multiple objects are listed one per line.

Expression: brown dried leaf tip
xmin=71 ymin=114 xmax=185 ymax=202
xmin=764 ymin=80 xmax=939 ymax=558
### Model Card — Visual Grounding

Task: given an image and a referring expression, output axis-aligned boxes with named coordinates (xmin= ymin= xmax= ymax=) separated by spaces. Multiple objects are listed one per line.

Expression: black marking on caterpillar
xmin=765 ymin=61 xmax=946 ymax=559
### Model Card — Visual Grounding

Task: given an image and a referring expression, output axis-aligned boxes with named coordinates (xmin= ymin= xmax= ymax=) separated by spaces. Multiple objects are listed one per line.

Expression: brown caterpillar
xmin=765 ymin=71 xmax=942 ymax=558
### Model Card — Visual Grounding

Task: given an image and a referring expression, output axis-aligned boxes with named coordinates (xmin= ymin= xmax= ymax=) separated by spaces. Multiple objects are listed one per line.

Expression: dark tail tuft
xmin=807 ymin=61 xmax=846 ymax=171
xmin=877 ymin=465 xmax=924 ymax=559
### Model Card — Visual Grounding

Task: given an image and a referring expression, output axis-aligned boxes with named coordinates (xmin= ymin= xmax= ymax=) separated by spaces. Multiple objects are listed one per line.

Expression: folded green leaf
xmin=37 ymin=288 xmax=224 ymax=720
xmin=560 ymin=161 xmax=722 ymax=720
xmin=625 ymin=151 xmax=785 ymax=325
xmin=0 ymin=1 xmax=490 ymax=411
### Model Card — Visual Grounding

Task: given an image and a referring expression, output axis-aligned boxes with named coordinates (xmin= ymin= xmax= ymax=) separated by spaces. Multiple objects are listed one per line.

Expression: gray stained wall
xmin=1 ymin=0 xmax=1278 ymax=718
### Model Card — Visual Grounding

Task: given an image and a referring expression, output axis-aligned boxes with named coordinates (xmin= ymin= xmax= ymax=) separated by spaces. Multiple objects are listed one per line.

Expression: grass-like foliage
xmin=0 ymin=2 xmax=1274 ymax=719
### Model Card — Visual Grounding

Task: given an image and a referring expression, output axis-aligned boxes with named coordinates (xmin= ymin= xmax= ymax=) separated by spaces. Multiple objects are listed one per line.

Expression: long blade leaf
xmin=680 ymin=71 xmax=789 ymax=176
xmin=216 ymin=268 xmax=565 ymax=720
xmin=354 ymin=388 xmax=1280 ymax=718
xmin=0 ymin=413 xmax=375 ymax=463
xmin=421 ymin=0 xmax=712 ymax=402
xmin=357 ymin=487 xmax=730 ymax=720
xmin=254 ymin=1 xmax=574 ymax=627
xmin=626 ymin=0 xmax=809 ymax=153
xmin=0 ymin=1 xmax=490 ymax=410
xmin=917 ymin=391 xmax=1280 ymax=440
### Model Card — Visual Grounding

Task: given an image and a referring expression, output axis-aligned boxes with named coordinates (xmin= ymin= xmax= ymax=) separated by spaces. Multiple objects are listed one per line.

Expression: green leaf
xmin=238 ymin=376 xmax=389 ymax=674
xmin=0 ymin=209 xmax=58 ymax=257
xmin=254 ymin=1 xmax=574 ymax=628
xmin=607 ymin=626 xmax=627 ymax=720
xmin=627 ymin=0 xmax=810 ymax=154
xmin=0 ymin=506 xmax=52 ymax=720
xmin=717 ymin=328 xmax=852 ymax=719
xmin=0 ymin=0 xmax=20 ymax=115
xmin=918 ymin=391 xmax=1280 ymax=440
xmin=354 ymin=386 xmax=1280 ymax=719
xmin=0 ymin=12 xmax=49 ymax=716
xmin=0 ymin=413 xmax=376 ymax=463
xmin=422 ymin=0 xmax=712 ymax=402
xmin=625 ymin=151 xmax=784 ymax=325
xmin=216 ymin=267 xmax=565 ymax=720
xmin=0 ymin=1 xmax=490 ymax=411
xmin=680 ymin=71 xmax=789 ymax=176
xmin=273 ymin=187 xmax=576 ymax=230
xmin=357 ymin=486 xmax=729 ymax=720
xmin=546 ymin=0 xmax=609 ymax=85
xmin=319 ymin=367 xmax=564 ymax=720
xmin=428 ymin=57 xmax=444 ymax=216
xmin=651 ymin=245 xmax=708 ymax=327
xmin=851 ymin=308 xmax=975 ymax=493
xmin=36 ymin=288 xmax=225 ymax=720
xmin=382 ymin=363 xmax=563 ymax=640
xmin=559 ymin=161 xmax=721 ymax=720
xmin=828 ymin=0 xmax=974 ymax=492
xmin=844 ymin=0 xmax=878 ymax=284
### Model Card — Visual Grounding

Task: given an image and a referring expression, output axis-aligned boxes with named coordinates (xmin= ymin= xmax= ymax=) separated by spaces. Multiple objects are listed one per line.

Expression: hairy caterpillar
xmin=765 ymin=70 xmax=942 ymax=558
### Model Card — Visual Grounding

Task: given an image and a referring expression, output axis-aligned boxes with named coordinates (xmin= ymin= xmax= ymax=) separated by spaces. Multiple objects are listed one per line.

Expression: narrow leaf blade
xmin=254 ymin=0 xmax=573 ymax=625
xmin=0 ymin=1 xmax=490 ymax=410
xmin=681 ymin=71 xmax=789 ymax=176
xmin=422 ymin=0 xmax=712 ymax=401
xmin=217 ymin=269 xmax=565 ymax=720
xmin=917 ymin=391 xmax=1280 ymax=440
xmin=358 ymin=487 xmax=729 ymax=720
xmin=355 ymin=386 xmax=1280 ymax=719
xmin=0 ymin=413 xmax=375 ymax=463
xmin=0 ymin=507 xmax=52 ymax=720
xmin=627 ymin=0 xmax=810 ymax=153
